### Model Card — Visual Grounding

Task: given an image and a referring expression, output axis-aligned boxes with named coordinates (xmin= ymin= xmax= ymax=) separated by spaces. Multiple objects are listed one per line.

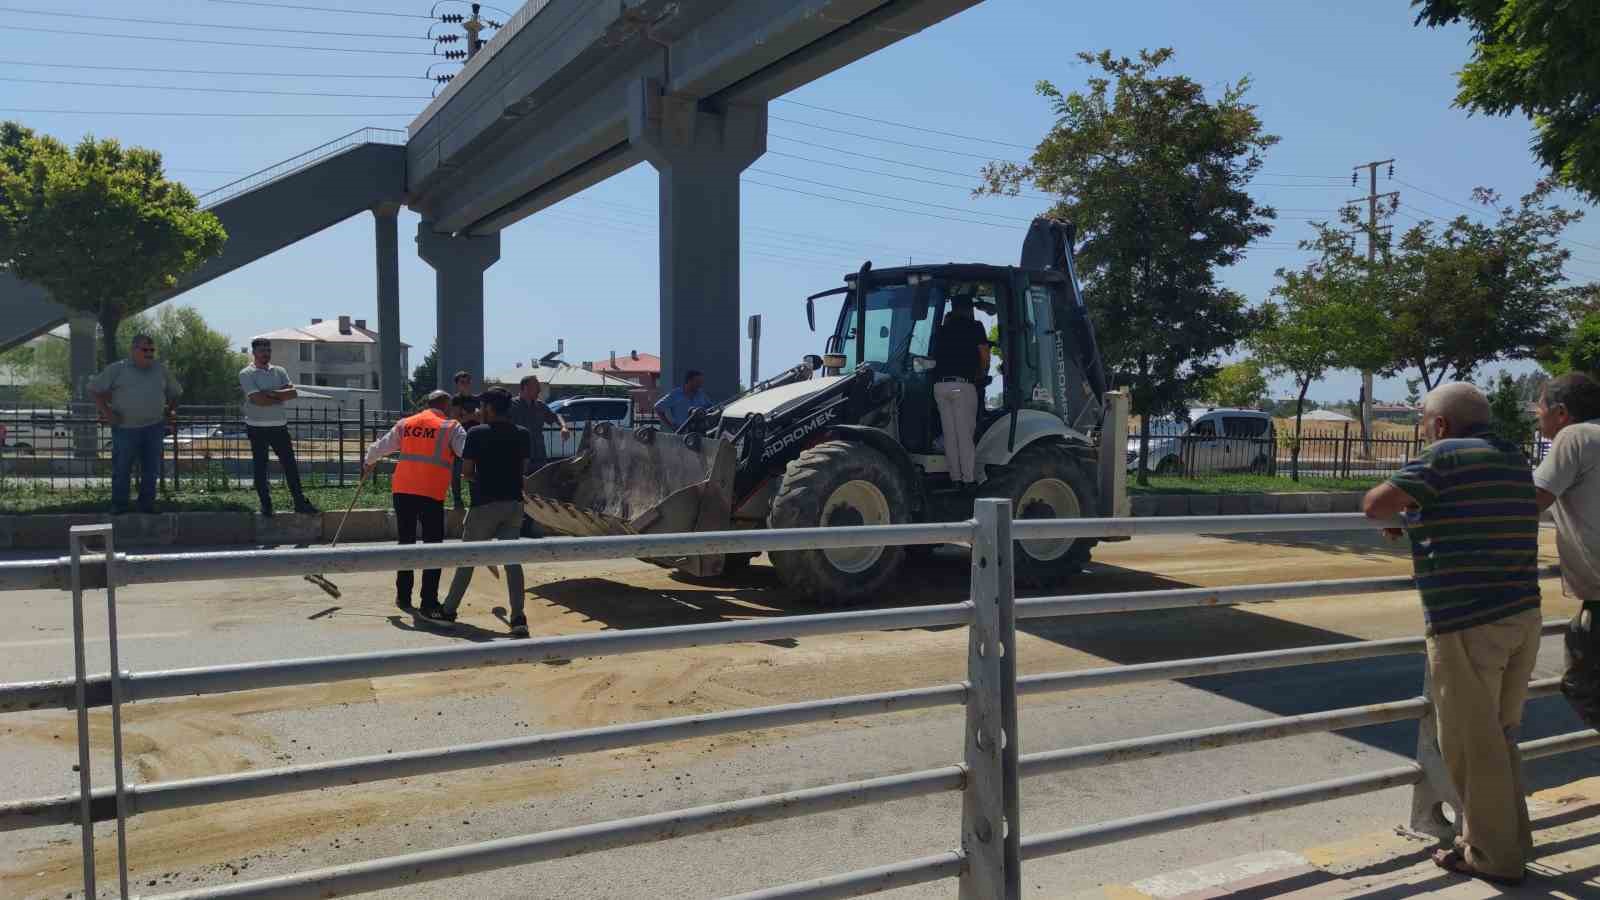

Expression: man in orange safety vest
xmin=364 ymin=390 xmax=466 ymax=621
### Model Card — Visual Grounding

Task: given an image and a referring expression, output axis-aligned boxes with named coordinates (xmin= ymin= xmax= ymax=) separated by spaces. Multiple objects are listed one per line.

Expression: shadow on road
xmin=1212 ymin=528 xmax=1412 ymax=561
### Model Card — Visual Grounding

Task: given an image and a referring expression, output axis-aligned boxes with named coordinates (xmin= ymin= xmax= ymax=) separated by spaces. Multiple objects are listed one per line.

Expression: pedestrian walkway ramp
xmin=0 ymin=127 xmax=406 ymax=351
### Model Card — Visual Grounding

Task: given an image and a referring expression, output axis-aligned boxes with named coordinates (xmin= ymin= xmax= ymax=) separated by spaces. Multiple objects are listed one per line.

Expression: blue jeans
xmin=111 ymin=422 xmax=165 ymax=512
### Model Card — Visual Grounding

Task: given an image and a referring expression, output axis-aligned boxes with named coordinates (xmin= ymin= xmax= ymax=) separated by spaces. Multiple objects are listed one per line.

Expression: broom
xmin=303 ymin=467 xmax=370 ymax=599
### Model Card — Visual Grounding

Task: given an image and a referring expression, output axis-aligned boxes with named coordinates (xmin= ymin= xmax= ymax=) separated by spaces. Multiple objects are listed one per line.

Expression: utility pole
xmin=1351 ymin=158 xmax=1400 ymax=457
xmin=463 ymin=4 xmax=488 ymax=59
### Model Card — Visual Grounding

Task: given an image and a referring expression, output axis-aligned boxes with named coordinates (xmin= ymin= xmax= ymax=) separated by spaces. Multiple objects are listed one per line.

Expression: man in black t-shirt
xmin=929 ymin=295 xmax=990 ymax=486
xmin=438 ymin=388 xmax=534 ymax=637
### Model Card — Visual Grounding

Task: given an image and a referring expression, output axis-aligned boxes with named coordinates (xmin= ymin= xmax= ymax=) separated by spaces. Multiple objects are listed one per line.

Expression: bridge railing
xmin=0 ymin=508 xmax=1590 ymax=900
xmin=195 ymin=127 xmax=406 ymax=209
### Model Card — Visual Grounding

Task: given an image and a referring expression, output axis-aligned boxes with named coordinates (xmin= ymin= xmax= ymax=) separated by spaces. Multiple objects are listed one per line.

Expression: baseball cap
xmin=424 ymin=389 xmax=451 ymax=405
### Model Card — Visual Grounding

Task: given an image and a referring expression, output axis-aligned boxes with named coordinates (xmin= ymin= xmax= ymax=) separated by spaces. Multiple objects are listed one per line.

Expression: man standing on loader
xmin=929 ymin=294 xmax=990 ymax=487
xmin=363 ymin=390 xmax=466 ymax=621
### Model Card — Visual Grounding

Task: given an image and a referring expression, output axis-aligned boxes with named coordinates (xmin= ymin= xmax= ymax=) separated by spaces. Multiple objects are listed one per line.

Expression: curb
xmin=0 ymin=493 xmax=1364 ymax=549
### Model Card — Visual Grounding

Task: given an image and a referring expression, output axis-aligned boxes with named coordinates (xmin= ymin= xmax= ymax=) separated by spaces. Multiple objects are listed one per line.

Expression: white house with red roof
xmin=252 ymin=315 xmax=409 ymax=392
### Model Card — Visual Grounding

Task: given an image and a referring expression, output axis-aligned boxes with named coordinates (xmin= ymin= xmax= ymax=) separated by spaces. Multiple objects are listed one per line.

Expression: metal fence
xmin=1153 ymin=425 xmax=1551 ymax=481
xmin=0 ymin=403 xmax=595 ymax=500
xmin=0 ymin=507 xmax=1592 ymax=899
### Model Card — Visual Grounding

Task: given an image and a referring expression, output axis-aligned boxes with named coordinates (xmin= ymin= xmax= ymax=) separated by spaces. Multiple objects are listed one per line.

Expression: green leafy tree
xmin=0 ymin=123 xmax=226 ymax=364
xmin=1486 ymin=371 xmax=1536 ymax=446
xmin=1310 ymin=184 xmax=1582 ymax=390
xmin=1201 ymin=360 xmax=1268 ymax=409
xmin=979 ymin=49 xmax=1276 ymax=484
xmin=409 ymin=341 xmax=438 ymax=407
xmin=111 ymin=306 xmax=245 ymax=406
xmin=1415 ymin=1 xmax=1600 ymax=201
xmin=1544 ymin=312 xmax=1600 ymax=377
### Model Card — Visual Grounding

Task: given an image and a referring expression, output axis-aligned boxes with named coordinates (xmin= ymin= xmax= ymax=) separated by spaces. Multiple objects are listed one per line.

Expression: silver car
xmin=1128 ymin=408 xmax=1276 ymax=476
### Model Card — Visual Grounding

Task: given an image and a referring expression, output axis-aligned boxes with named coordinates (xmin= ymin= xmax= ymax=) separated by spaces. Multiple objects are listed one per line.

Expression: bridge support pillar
xmin=630 ymin=78 xmax=766 ymax=400
xmin=374 ymin=204 xmax=403 ymax=411
xmin=416 ymin=223 xmax=500 ymax=393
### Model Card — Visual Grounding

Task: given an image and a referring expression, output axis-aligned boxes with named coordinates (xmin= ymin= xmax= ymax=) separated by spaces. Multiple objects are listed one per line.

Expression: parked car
xmin=0 ymin=408 xmax=71 ymax=453
xmin=545 ymin=396 xmax=632 ymax=459
xmin=1128 ymin=408 xmax=1277 ymax=476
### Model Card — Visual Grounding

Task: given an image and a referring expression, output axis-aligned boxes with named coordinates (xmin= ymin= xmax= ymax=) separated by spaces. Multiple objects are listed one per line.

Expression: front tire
xmin=768 ymin=440 xmax=910 ymax=606
xmin=981 ymin=441 xmax=1099 ymax=586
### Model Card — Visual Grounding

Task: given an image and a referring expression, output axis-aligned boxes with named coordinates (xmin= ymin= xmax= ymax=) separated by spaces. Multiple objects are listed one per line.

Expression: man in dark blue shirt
xmin=437 ymin=388 xmax=534 ymax=637
xmin=929 ymin=296 xmax=990 ymax=485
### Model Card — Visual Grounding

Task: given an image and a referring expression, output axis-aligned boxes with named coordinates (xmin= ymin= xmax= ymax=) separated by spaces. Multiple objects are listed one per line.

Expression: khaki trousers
xmin=1426 ymin=608 xmax=1542 ymax=879
xmin=934 ymin=380 xmax=979 ymax=483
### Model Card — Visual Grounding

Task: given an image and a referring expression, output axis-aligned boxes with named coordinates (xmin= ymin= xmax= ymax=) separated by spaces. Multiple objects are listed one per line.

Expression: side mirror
xmin=803 ymin=354 xmax=823 ymax=372
xmin=806 ymin=297 xmax=816 ymax=332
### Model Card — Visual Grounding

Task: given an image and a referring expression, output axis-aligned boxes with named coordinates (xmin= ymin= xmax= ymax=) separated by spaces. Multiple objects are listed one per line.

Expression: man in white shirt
xmin=239 ymin=337 xmax=317 ymax=516
xmin=1532 ymin=372 xmax=1600 ymax=727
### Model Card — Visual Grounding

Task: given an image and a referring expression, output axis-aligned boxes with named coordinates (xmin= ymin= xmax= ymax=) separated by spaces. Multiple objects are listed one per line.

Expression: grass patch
xmin=0 ymin=474 xmax=393 ymax=515
xmin=1129 ymin=474 xmax=1380 ymax=495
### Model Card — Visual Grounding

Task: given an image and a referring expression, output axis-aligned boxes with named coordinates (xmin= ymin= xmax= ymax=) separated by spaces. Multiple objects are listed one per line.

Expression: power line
xmin=0 ymin=59 xmax=425 ymax=80
xmin=0 ymin=107 xmax=413 ymax=118
xmin=747 ymin=167 xmax=1029 ymax=222
xmin=744 ymin=179 xmax=1018 ymax=229
xmin=772 ymin=99 xmax=1033 ymax=149
xmin=765 ymin=151 xmax=1052 ymax=202
xmin=0 ymin=5 xmax=431 ymax=40
xmin=1395 ymin=177 xmax=1600 ymax=254
xmin=0 ymin=75 xmax=430 ymax=100
xmin=207 ymin=0 xmax=433 ymax=18
xmin=770 ymin=115 xmax=1014 ymax=162
xmin=9 ymin=25 xmax=436 ymax=56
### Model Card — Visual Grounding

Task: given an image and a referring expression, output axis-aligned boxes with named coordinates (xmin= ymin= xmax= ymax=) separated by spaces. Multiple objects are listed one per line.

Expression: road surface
xmin=0 ymin=528 xmax=1590 ymax=898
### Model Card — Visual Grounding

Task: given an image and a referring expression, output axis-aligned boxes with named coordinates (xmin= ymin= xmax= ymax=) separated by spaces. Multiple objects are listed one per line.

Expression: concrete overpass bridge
xmin=2 ymin=0 xmax=982 ymax=407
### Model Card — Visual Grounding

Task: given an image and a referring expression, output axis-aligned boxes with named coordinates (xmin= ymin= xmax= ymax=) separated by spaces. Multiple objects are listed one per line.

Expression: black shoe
xmin=293 ymin=498 xmax=319 ymax=515
xmin=396 ymin=597 xmax=413 ymax=613
xmin=508 ymin=615 xmax=529 ymax=638
xmin=418 ymin=602 xmax=455 ymax=625
xmin=260 ymin=505 xmax=274 ymax=518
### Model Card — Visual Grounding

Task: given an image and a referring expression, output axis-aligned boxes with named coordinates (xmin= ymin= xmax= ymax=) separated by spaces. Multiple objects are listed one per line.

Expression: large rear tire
xmin=768 ymin=440 xmax=910 ymax=606
xmin=980 ymin=441 xmax=1099 ymax=586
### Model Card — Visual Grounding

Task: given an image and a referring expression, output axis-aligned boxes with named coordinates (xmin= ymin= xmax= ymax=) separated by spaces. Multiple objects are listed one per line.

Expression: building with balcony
xmin=251 ymin=315 xmax=408 ymax=392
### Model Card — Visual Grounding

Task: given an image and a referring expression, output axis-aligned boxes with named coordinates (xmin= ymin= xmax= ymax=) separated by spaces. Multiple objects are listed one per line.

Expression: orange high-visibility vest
xmin=391 ymin=409 xmax=459 ymax=501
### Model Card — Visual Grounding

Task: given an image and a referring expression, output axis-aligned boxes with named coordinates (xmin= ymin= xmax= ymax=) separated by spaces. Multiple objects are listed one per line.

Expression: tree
xmin=0 ymin=123 xmax=226 ymax=364
xmin=115 ymin=306 xmax=247 ymax=406
xmin=1415 ymin=1 xmax=1600 ymax=201
xmin=1544 ymin=312 xmax=1600 ymax=377
xmin=979 ymin=49 xmax=1276 ymax=484
xmin=1486 ymin=371 xmax=1536 ymax=446
xmin=1202 ymin=360 xmax=1268 ymax=409
xmin=409 ymin=341 xmax=438 ymax=406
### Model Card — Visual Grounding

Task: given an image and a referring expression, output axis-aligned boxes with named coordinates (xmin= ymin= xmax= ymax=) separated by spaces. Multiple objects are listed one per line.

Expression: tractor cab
xmin=813 ymin=262 xmax=1105 ymax=461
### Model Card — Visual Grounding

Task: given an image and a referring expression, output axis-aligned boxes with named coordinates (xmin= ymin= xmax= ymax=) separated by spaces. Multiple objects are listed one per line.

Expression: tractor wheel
xmin=721 ymin=552 xmax=758 ymax=574
xmin=980 ymin=441 xmax=1099 ymax=586
xmin=768 ymin=440 xmax=910 ymax=606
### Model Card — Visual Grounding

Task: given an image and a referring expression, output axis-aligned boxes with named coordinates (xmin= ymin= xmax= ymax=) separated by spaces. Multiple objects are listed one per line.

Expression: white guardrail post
xmin=961 ymin=499 xmax=1019 ymax=899
xmin=1408 ymin=665 xmax=1462 ymax=840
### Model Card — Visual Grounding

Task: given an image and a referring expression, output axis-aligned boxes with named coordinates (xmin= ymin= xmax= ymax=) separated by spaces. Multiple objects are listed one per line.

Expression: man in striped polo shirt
xmin=1363 ymin=382 xmax=1542 ymax=885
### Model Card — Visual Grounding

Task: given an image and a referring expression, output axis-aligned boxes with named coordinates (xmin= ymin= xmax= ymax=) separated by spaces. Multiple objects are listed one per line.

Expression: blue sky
xmin=5 ymin=0 xmax=1595 ymax=401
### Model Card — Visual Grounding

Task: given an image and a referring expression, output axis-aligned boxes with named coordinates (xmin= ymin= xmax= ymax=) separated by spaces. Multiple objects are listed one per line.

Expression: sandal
xmin=1431 ymin=847 xmax=1524 ymax=886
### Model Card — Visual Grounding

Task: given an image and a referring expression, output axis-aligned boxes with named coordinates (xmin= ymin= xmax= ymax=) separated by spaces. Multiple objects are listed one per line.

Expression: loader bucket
xmin=522 ymin=423 xmax=737 ymax=577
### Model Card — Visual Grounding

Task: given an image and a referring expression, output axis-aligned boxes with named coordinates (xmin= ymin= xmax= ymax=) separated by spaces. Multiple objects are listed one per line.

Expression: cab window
xmin=1189 ymin=419 xmax=1217 ymax=438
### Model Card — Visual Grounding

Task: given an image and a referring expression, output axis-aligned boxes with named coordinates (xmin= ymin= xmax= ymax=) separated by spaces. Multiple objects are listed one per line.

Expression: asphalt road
xmin=0 ymin=528 xmax=1590 ymax=899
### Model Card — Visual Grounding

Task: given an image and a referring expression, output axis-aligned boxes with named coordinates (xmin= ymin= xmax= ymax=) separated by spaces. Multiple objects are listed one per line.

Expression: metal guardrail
xmin=0 ymin=508 xmax=1589 ymax=900
xmin=195 ymin=128 xmax=406 ymax=209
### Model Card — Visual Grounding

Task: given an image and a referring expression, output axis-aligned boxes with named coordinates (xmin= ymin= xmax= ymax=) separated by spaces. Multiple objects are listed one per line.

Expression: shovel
xmin=303 ymin=467 xmax=370 ymax=599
